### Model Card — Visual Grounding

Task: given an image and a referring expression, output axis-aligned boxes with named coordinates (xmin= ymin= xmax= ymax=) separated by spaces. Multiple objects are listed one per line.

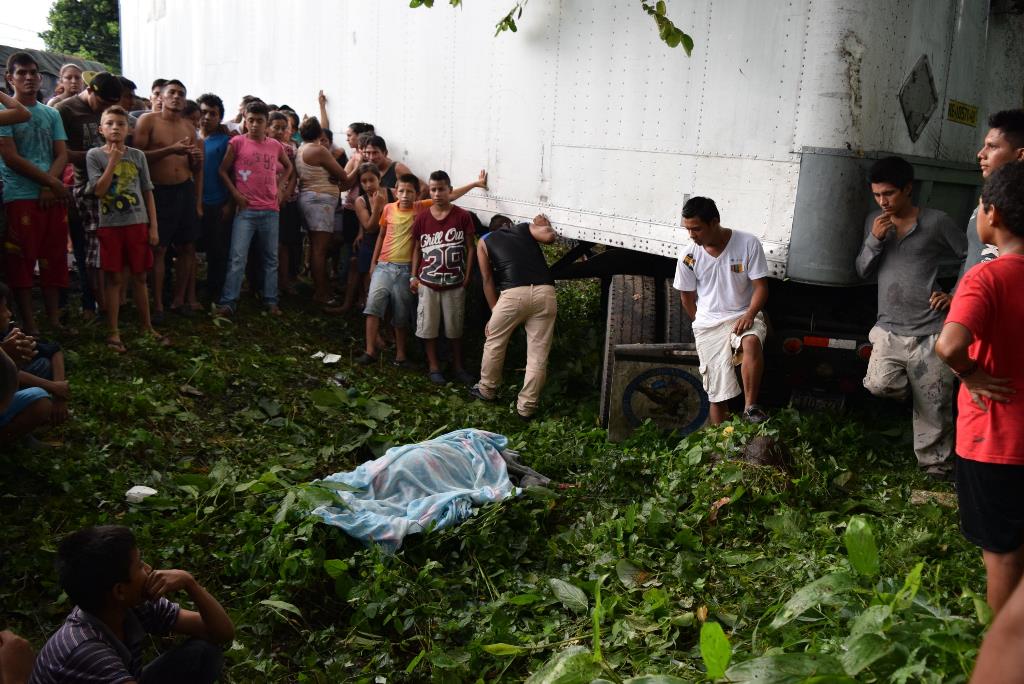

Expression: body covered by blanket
xmin=312 ymin=429 xmax=519 ymax=551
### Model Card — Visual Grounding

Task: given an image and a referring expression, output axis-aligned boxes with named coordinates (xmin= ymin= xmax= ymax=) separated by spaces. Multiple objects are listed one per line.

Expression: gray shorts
xmin=364 ymin=261 xmax=414 ymax=327
xmin=298 ymin=191 xmax=338 ymax=233
xmin=416 ymin=286 xmax=466 ymax=339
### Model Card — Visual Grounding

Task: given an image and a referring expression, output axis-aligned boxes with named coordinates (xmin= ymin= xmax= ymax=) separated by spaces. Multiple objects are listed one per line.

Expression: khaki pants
xmin=863 ymin=326 xmax=955 ymax=472
xmin=478 ymin=284 xmax=557 ymax=416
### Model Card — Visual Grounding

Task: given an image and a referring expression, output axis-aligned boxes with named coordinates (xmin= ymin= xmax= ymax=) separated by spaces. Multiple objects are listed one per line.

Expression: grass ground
xmin=0 ymin=279 xmax=983 ymax=683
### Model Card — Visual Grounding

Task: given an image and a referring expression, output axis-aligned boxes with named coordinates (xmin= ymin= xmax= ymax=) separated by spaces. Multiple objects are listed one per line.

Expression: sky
xmin=0 ymin=0 xmax=52 ymax=50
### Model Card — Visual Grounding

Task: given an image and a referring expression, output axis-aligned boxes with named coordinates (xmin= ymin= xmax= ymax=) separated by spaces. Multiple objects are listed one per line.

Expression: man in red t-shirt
xmin=936 ymin=161 xmax=1024 ymax=616
xmin=410 ymin=170 xmax=477 ymax=385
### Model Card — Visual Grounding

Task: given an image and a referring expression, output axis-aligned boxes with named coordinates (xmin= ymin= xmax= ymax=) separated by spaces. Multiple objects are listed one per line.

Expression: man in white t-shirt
xmin=673 ymin=197 xmax=770 ymax=424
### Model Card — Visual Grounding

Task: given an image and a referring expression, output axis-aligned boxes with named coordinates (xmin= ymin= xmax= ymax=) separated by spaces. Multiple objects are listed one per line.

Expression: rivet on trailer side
xmin=120 ymin=0 xmax=1024 ymax=434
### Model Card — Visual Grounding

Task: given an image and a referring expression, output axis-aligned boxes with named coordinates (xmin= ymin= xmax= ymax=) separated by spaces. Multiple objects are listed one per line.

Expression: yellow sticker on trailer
xmin=947 ymin=100 xmax=978 ymax=127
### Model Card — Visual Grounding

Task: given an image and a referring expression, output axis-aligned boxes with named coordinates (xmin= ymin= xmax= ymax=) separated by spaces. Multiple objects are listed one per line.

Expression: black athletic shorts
xmin=153 ymin=180 xmax=200 ymax=247
xmin=957 ymin=455 xmax=1024 ymax=553
xmin=339 ymin=208 xmax=360 ymax=245
xmin=279 ymin=200 xmax=303 ymax=247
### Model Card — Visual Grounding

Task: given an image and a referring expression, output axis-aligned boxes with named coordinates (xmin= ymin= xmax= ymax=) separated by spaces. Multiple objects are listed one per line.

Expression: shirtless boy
xmin=133 ymin=79 xmax=203 ymax=324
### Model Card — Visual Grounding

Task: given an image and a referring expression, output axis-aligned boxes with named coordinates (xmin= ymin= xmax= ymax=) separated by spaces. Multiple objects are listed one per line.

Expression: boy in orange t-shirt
xmin=356 ymin=172 xmax=486 ymax=367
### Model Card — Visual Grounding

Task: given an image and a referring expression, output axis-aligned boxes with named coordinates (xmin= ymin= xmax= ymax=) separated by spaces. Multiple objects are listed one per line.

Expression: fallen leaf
xmin=708 ymin=496 xmax=731 ymax=523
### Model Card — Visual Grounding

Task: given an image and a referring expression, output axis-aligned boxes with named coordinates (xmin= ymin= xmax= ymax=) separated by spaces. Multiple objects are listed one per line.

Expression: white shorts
xmin=416 ymin=286 xmax=466 ymax=339
xmin=693 ymin=312 xmax=767 ymax=403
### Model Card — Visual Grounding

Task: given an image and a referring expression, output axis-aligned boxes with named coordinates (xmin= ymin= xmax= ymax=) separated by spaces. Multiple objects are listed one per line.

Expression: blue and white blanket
xmin=312 ymin=429 xmax=519 ymax=552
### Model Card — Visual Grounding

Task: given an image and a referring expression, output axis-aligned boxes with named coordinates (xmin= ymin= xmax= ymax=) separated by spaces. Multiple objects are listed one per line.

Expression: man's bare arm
xmin=936 ymin=321 xmax=1014 ymax=409
xmin=477 ymin=240 xmax=499 ymax=309
xmin=450 ymin=170 xmax=488 ymax=202
xmin=680 ymin=291 xmax=697 ymax=321
xmin=529 ymin=215 xmax=557 ymax=244
xmin=732 ymin=277 xmax=768 ymax=334
xmin=410 ymin=238 xmax=422 ymax=294
xmin=146 ymin=570 xmax=235 ymax=645
xmin=219 ymin=145 xmax=246 ymax=208
xmin=0 ymin=92 xmax=30 ymax=126
xmin=0 ymin=138 xmax=65 ymax=194
xmin=464 ymin=229 xmax=477 ymax=287
xmin=318 ymin=90 xmax=330 ymax=132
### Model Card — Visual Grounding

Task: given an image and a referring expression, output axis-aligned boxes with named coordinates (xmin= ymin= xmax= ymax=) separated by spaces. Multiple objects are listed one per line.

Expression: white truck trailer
xmin=122 ymin=0 xmax=1024 ymax=426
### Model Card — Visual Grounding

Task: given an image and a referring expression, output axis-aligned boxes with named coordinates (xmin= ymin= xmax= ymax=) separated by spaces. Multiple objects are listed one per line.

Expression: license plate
xmin=791 ymin=390 xmax=845 ymax=411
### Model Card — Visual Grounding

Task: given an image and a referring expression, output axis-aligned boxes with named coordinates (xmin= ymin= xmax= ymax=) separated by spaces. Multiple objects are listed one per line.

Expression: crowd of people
xmin=0 ymin=50 xmax=567 ymax=681
xmin=1 ymin=48 xmax=1024 ymax=682
xmin=0 ymin=51 xmax=562 ymax=447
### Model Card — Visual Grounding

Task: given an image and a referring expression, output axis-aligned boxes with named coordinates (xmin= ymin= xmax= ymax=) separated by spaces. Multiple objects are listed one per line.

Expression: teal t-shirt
xmin=0 ymin=102 xmax=67 ymax=202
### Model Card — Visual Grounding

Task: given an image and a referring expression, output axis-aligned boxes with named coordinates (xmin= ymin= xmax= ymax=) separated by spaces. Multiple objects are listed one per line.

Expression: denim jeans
xmin=363 ymin=261 xmax=414 ymax=327
xmin=218 ymin=209 xmax=279 ymax=310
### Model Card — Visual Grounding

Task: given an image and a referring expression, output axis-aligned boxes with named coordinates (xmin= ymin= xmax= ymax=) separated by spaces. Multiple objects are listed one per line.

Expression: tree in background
xmin=40 ymin=0 xmax=120 ymax=71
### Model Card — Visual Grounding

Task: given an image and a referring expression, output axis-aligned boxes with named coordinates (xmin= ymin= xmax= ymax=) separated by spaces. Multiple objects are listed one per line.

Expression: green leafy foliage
xmin=699 ymin=621 xmax=731 ymax=679
xmin=41 ymin=0 xmax=120 ymax=70
xmin=845 ymin=515 xmax=880 ymax=578
xmin=0 ymin=279 xmax=985 ymax=681
xmin=412 ymin=0 xmax=695 ymax=52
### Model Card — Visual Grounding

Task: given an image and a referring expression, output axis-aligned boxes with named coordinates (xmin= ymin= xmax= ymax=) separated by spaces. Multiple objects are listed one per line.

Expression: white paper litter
xmin=126 ymin=485 xmax=158 ymax=503
xmin=310 ymin=351 xmax=325 ymax=359
xmin=322 ymin=353 xmax=342 ymax=364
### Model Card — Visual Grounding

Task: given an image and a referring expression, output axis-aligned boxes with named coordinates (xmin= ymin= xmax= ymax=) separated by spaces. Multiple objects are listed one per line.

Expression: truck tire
xmin=663 ymin=279 xmax=695 ymax=343
xmin=600 ymin=275 xmax=657 ymax=425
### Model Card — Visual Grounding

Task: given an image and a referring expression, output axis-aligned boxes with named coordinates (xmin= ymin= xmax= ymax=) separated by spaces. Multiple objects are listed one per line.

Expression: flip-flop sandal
xmin=105 ymin=338 xmax=128 ymax=354
xmin=143 ymin=333 xmax=172 ymax=347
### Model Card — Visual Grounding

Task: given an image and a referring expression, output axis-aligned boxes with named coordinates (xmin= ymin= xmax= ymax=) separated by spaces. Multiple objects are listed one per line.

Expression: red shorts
xmin=97 ymin=224 xmax=154 ymax=274
xmin=3 ymin=200 xmax=70 ymax=289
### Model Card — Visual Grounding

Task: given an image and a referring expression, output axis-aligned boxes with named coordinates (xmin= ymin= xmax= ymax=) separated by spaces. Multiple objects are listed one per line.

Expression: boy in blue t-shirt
xmin=197 ymin=93 xmax=234 ymax=303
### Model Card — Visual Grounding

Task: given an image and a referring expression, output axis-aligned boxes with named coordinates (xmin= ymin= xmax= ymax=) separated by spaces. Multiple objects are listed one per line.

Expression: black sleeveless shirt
xmin=482 ymin=223 xmax=555 ymax=291
xmin=380 ymin=162 xmax=399 ymax=189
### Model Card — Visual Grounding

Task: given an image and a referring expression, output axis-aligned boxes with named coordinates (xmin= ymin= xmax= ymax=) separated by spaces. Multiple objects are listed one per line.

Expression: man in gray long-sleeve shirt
xmin=855 ymin=156 xmax=966 ymax=479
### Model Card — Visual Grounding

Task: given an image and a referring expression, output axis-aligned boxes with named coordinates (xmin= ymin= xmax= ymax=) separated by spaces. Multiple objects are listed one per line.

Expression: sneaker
xmin=392 ymin=358 xmax=415 ymax=370
xmin=924 ymin=468 xmax=954 ymax=483
xmin=743 ymin=405 xmax=769 ymax=424
xmin=355 ymin=352 xmax=377 ymax=366
xmin=468 ymin=386 xmax=495 ymax=403
xmin=214 ymin=306 xmax=233 ymax=318
xmin=453 ymin=369 xmax=476 ymax=386
xmin=516 ymin=411 xmax=535 ymax=422
xmin=428 ymin=371 xmax=447 ymax=385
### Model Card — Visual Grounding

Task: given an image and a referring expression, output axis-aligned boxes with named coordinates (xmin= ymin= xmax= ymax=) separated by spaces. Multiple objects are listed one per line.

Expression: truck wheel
xmin=600 ymin=274 xmax=657 ymax=425
xmin=664 ymin=279 xmax=694 ymax=343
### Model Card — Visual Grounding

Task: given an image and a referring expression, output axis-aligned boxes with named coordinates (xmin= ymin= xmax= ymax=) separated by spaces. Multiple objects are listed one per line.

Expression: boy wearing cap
xmin=56 ymin=71 xmax=123 ymax=318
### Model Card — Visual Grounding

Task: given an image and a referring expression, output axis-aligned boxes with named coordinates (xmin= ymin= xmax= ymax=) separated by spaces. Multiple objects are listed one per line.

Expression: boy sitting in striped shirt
xmin=30 ymin=526 xmax=233 ymax=684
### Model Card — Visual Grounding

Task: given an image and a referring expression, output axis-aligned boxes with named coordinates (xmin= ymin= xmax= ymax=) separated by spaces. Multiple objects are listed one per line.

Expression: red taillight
xmin=856 ymin=343 xmax=873 ymax=360
xmin=783 ymin=337 xmax=803 ymax=355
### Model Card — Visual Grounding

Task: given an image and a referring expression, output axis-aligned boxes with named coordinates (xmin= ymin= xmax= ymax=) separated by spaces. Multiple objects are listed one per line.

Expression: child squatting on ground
xmin=30 ymin=525 xmax=234 ymax=683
